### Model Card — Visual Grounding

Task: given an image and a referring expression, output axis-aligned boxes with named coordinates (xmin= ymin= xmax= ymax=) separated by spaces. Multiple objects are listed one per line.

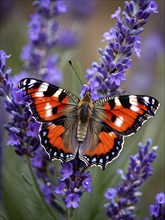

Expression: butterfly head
xmin=82 ymin=91 xmax=92 ymax=102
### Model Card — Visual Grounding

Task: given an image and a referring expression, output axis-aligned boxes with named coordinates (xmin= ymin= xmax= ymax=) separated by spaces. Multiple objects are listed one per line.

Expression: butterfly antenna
xmin=68 ymin=60 xmax=83 ymax=86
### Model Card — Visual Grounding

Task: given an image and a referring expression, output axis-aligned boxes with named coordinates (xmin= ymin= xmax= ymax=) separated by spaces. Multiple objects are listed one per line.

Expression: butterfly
xmin=18 ymin=78 xmax=160 ymax=169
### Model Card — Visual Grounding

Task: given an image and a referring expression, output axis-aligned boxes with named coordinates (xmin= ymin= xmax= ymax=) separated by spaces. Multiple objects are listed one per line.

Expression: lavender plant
xmin=0 ymin=0 xmax=162 ymax=219
xmin=81 ymin=0 xmax=158 ymax=100
xmin=104 ymin=139 xmax=161 ymax=219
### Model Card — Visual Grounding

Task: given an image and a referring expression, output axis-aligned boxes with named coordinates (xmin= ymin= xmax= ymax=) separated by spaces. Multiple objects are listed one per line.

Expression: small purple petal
xmin=155 ymin=193 xmax=165 ymax=205
xmin=149 ymin=204 xmax=160 ymax=217
xmin=65 ymin=193 xmax=80 ymax=209
xmin=60 ymin=162 xmax=73 ymax=180
xmin=105 ymin=188 xmax=117 ymax=200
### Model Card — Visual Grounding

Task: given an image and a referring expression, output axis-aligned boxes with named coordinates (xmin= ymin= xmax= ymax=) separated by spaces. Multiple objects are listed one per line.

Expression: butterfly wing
xmin=94 ymin=95 xmax=160 ymax=135
xmin=79 ymin=95 xmax=159 ymax=169
xmin=19 ymin=78 xmax=80 ymax=162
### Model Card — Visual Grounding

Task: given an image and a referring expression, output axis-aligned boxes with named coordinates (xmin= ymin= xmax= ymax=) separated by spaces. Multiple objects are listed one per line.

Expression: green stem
xmin=26 ymin=155 xmax=57 ymax=220
xmin=67 ymin=208 xmax=71 ymax=220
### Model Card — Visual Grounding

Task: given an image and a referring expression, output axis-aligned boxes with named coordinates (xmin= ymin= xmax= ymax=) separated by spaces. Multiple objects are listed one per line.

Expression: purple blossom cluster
xmin=104 ymin=139 xmax=158 ymax=220
xmin=19 ymin=0 xmax=67 ymax=85
xmin=147 ymin=192 xmax=165 ymax=220
xmin=81 ymin=0 xmax=158 ymax=100
xmin=0 ymin=50 xmax=40 ymax=156
xmin=54 ymin=161 xmax=92 ymax=209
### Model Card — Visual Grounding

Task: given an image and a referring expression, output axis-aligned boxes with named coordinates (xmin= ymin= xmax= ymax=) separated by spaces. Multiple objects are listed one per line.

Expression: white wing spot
xmin=46 ymin=109 xmax=52 ymax=117
xmin=42 ymin=131 xmax=47 ymax=136
xmin=115 ymin=97 xmax=121 ymax=106
xmin=144 ymin=96 xmax=150 ymax=103
xmin=106 ymin=155 xmax=109 ymax=160
xmin=29 ymin=79 xmax=37 ymax=85
xmin=45 ymin=102 xmax=52 ymax=110
xmin=34 ymin=92 xmax=44 ymax=97
xmin=91 ymin=157 xmax=97 ymax=162
xmin=44 ymin=140 xmax=48 ymax=144
xmin=60 ymin=152 xmax=64 ymax=158
xmin=130 ymin=105 xmax=140 ymax=112
xmin=53 ymin=88 xmax=63 ymax=98
xmin=114 ymin=116 xmax=124 ymax=127
xmin=38 ymin=83 xmax=49 ymax=92
xmin=109 ymin=132 xmax=113 ymax=136
xmin=129 ymin=95 xmax=138 ymax=105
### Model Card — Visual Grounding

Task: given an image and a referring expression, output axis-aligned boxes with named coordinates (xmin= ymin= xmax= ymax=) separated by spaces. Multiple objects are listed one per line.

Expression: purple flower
xmin=54 ymin=180 xmax=65 ymax=195
xmin=60 ymin=162 xmax=73 ymax=181
xmin=156 ymin=193 xmax=165 ymax=205
xmin=27 ymin=120 xmax=40 ymax=137
xmin=147 ymin=192 xmax=165 ymax=219
xmin=56 ymin=0 xmax=67 ymax=13
xmin=65 ymin=193 xmax=80 ymax=209
xmin=134 ymin=39 xmax=141 ymax=58
xmin=148 ymin=1 xmax=158 ymax=13
xmin=82 ymin=175 xmax=92 ymax=193
xmin=149 ymin=204 xmax=160 ymax=217
xmin=111 ymin=7 xmax=121 ymax=20
xmin=0 ymin=50 xmax=11 ymax=72
xmin=104 ymin=139 xmax=158 ymax=219
xmin=105 ymin=188 xmax=117 ymax=200
xmin=82 ymin=0 xmax=158 ymax=100
xmin=7 ymin=132 xmax=20 ymax=146
xmin=109 ymin=72 xmax=126 ymax=86
xmin=11 ymin=88 xmax=28 ymax=105
xmin=41 ymin=183 xmax=55 ymax=205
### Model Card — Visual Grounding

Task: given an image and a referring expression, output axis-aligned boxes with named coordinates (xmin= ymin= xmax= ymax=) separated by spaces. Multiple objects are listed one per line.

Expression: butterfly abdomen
xmin=77 ymin=121 xmax=88 ymax=142
xmin=77 ymin=103 xmax=90 ymax=142
xmin=77 ymin=92 xmax=93 ymax=142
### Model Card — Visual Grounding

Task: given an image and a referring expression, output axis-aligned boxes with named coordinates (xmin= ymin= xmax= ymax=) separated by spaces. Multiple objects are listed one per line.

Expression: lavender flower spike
xmin=82 ymin=0 xmax=158 ymax=100
xmin=0 ymin=50 xmax=41 ymax=157
xmin=54 ymin=160 xmax=92 ymax=209
xmin=104 ymin=139 xmax=158 ymax=220
xmin=19 ymin=0 xmax=67 ymax=84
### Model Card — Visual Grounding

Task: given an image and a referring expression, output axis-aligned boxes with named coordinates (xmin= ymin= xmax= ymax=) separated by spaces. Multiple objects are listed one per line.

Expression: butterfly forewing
xmin=19 ymin=78 xmax=79 ymax=162
xmin=93 ymin=95 xmax=160 ymax=136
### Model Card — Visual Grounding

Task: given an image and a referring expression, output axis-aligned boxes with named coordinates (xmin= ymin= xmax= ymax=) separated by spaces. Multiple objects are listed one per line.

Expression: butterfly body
xmin=19 ymin=78 xmax=160 ymax=169
xmin=77 ymin=92 xmax=93 ymax=142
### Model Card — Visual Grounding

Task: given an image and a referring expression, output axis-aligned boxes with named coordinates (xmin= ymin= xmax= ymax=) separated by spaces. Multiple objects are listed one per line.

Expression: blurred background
xmin=0 ymin=0 xmax=164 ymax=219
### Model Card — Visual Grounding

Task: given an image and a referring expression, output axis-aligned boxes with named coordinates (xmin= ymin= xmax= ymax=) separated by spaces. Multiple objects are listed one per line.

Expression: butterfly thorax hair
xmin=77 ymin=92 xmax=93 ymax=142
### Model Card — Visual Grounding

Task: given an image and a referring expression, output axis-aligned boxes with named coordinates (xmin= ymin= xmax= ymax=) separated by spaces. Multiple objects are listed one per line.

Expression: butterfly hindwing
xmin=39 ymin=122 xmax=76 ymax=162
xmin=80 ymin=128 xmax=124 ymax=169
